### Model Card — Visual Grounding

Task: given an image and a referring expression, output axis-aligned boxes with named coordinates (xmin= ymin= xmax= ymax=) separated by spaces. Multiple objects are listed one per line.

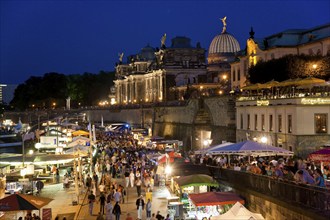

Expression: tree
xmin=248 ymin=54 xmax=330 ymax=84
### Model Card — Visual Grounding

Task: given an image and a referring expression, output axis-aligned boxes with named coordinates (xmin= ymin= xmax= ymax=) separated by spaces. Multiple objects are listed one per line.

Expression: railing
xmin=208 ymin=166 xmax=330 ymax=217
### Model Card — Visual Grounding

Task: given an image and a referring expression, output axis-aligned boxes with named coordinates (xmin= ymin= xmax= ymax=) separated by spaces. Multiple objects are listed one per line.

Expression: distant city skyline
xmin=1 ymin=0 xmax=329 ymax=84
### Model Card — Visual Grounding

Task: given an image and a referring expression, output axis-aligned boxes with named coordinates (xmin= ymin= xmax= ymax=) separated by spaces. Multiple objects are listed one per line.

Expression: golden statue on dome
xmin=221 ymin=16 xmax=227 ymax=33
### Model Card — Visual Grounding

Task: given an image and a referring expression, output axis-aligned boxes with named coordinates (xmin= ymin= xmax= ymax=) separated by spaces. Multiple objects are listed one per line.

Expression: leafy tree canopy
xmin=10 ymin=71 xmax=115 ymax=110
xmin=248 ymin=54 xmax=330 ymax=84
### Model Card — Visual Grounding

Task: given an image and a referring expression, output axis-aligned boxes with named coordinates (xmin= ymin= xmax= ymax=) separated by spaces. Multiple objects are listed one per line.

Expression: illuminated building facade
xmin=231 ymin=23 xmax=330 ymax=89
xmin=114 ymin=36 xmax=207 ymax=105
xmin=236 ymin=97 xmax=330 ymax=156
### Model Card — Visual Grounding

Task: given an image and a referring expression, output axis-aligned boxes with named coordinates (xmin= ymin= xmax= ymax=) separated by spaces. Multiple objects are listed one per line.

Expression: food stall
xmin=172 ymin=174 xmax=219 ymax=205
xmin=187 ymin=192 xmax=245 ymax=220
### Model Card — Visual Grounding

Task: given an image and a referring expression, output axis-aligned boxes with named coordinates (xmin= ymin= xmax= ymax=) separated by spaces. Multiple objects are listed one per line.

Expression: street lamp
xmin=261 ymin=136 xmax=268 ymax=144
xmin=35 ymin=143 xmax=42 ymax=153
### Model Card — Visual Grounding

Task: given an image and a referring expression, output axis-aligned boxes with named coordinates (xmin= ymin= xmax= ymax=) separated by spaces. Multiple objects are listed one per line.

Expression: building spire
xmin=249 ymin=27 xmax=255 ymax=39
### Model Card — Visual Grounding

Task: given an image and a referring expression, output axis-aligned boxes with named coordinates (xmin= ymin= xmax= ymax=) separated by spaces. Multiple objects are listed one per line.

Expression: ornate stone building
xmin=231 ymin=23 xmax=330 ymax=89
xmin=113 ymin=36 xmax=207 ymax=105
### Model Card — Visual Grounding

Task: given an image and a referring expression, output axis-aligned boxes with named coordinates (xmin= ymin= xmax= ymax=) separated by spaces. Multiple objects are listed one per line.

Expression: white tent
xmin=211 ymin=202 xmax=264 ymax=220
xmin=67 ymin=136 xmax=91 ymax=147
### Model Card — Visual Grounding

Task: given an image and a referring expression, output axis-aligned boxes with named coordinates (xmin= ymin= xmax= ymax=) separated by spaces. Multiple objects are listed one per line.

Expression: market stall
xmin=187 ymin=192 xmax=245 ymax=220
xmin=172 ymin=174 xmax=219 ymax=205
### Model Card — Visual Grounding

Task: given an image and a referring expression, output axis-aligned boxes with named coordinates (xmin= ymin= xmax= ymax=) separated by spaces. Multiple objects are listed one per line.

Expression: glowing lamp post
xmin=261 ymin=136 xmax=268 ymax=144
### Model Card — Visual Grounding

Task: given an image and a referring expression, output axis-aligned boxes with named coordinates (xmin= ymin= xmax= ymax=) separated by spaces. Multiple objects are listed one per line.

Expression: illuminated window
xmin=288 ymin=115 xmax=292 ymax=133
xmin=254 ymin=114 xmax=258 ymax=130
xmin=261 ymin=114 xmax=265 ymax=131
xmin=247 ymin=114 xmax=250 ymax=130
xmin=315 ymin=114 xmax=327 ymax=133
xmin=269 ymin=115 xmax=273 ymax=131
xmin=278 ymin=115 xmax=282 ymax=132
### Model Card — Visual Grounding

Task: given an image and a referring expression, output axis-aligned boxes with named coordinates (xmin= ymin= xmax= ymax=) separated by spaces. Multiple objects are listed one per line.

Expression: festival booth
xmin=210 ymin=202 xmax=264 ymax=220
xmin=186 ymin=192 xmax=245 ymax=220
xmin=172 ymin=174 xmax=219 ymax=205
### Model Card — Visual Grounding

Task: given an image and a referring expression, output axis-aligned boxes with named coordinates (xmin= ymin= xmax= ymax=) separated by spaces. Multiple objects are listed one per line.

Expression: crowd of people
xmin=194 ymin=153 xmax=329 ymax=188
xmin=82 ymin=130 xmax=166 ymax=220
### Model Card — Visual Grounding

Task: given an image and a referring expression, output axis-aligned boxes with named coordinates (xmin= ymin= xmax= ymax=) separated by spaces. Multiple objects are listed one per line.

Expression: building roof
xmin=208 ymin=32 xmax=241 ymax=54
xmin=257 ymin=23 xmax=330 ymax=50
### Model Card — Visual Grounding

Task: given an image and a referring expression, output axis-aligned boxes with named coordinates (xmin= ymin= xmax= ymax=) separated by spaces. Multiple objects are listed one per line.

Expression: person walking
xmin=112 ymin=201 xmax=121 ymax=220
xmin=105 ymin=200 xmax=113 ymax=220
xmin=86 ymin=174 xmax=92 ymax=191
xmin=124 ymin=169 xmax=130 ymax=188
xmin=99 ymin=192 xmax=106 ymax=215
xmin=113 ymin=189 xmax=122 ymax=203
xmin=136 ymin=195 xmax=145 ymax=220
xmin=88 ymin=191 xmax=96 ymax=216
xmin=135 ymin=177 xmax=142 ymax=197
xmin=129 ymin=170 xmax=135 ymax=187
xmin=146 ymin=198 xmax=152 ymax=220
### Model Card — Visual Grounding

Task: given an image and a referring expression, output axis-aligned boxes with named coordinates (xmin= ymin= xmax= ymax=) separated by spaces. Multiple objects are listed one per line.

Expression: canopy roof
xmin=195 ymin=142 xmax=233 ymax=155
xmin=175 ymin=174 xmax=219 ymax=188
xmin=0 ymin=194 xmax=53 ymax=211
xmin=189 ymin=192 xmax=244 ymax=207
xmin=206 ymin=142 xmax=234 ymax=155
xmin=72 ymin=130 xmax=89 ymax=137
xmin=211 ymin=202 xmax=264 ymax=220
xmin=209 ymin=140 xmax=293 ymax=157
xmin=308 ymin=148 xmax=330 ymax=162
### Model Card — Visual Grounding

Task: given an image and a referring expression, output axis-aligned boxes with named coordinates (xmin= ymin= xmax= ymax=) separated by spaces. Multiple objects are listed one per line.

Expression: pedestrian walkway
xmin=74 ymin=176 xmax=171 ymax=219
xmin=1 ymin=175 xmax=173 ymax=220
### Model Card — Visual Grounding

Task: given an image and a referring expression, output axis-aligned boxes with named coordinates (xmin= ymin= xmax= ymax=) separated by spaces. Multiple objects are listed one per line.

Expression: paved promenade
xmin=3 ymin=176 xmax=172 ymax=220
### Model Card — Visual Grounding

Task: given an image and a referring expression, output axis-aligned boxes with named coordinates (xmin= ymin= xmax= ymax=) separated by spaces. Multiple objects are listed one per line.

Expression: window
xmin=254 ymin=114 xmax=258 ymax=130
xmin=278 ymin=115 xmax=282 ymax=132
xmin=261 ymin=114 xmax=265 ymax=131
xmin=237 ymin=69 xmax=240 ymax=81
xmin=315 ymin=114 xmax=327 ymax=133
xmin=233 ymin=70 xmax=236 ymax=81
xmin=240 ymin=114 xmax=243 ymax=129
xmin=269 ymin=115 xmax=273 ymax=131
xmin=288 ymin=115 xmax=292 ymax=133
xmin=247 ymin=114 xmax=250 ymax=130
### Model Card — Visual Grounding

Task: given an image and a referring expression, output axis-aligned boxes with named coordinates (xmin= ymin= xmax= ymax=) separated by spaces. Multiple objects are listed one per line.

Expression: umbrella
xmin=242 ymin=83 xmax=264 ymax=90
xmin=277 ymin=78 xmax=301 ymax=87
xmin=308 ymin=148 xmax=330 ymax=162
xmin=260 ymin=80 xmax=279 ymax=88
xmin=0 ymin=194 xmax=53 ymax=211
xmin=296 ymin=77 xmax=325 ymax=86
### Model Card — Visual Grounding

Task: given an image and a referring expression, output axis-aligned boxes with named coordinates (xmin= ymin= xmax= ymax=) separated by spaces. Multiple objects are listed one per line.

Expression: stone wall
xmin=236 ymin=189 xmax=320 ymax=220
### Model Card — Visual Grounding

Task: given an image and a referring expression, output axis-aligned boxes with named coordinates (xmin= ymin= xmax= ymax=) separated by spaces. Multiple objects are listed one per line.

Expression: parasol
xmin=296 ymin=77 xmax=325 ymax=86
xmin=308 ymin=148 xmax=330 ymax=162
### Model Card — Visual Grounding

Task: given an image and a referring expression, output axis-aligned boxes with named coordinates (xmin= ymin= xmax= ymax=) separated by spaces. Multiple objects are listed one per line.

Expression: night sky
xmin=1 ymin=0 xmax=329 ymax=84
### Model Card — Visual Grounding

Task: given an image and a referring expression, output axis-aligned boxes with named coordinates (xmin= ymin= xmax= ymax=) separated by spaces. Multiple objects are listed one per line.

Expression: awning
xmin=175 ymin=174 xmax=219 ymax=188
xmin=189 ymin=191 xmax=244 ymax=207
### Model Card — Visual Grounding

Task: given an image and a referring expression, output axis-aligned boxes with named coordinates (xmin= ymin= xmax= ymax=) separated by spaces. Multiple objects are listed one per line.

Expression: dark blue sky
xmin=1 ymin=0 xmax=329 ymax=84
